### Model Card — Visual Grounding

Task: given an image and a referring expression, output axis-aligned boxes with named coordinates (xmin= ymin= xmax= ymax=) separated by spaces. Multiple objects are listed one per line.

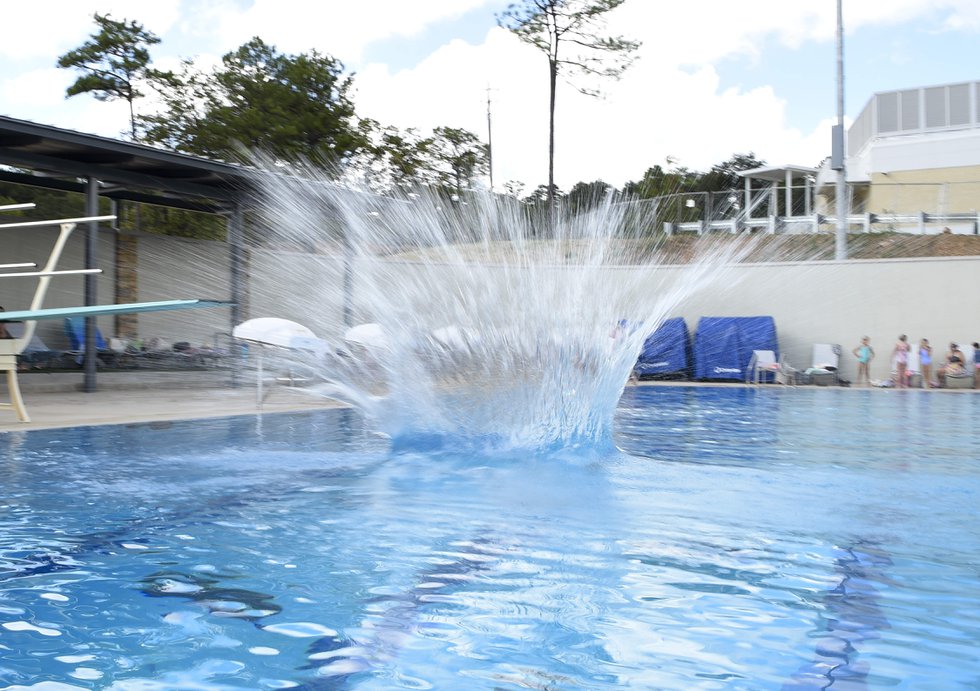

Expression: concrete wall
xmin=3 ymin=227 xmax=979 ymax=383
xmin=669 ymin=256 xmax=979 ymax=383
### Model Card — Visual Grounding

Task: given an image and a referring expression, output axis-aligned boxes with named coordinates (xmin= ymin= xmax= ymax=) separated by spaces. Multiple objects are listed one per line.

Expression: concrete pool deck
xmin=2 ymin=370 xmax=978 ymax=432
xmin=0 ymin=370 xmax=345 ymax=432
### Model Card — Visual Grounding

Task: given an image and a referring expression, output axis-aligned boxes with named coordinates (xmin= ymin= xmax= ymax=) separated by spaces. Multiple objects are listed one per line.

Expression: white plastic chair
xmin=233 ymin=317 xmax=325 ymax=406
xmin=810 ymin=343 xmax=841 ymax=386
xmin=748 ymin=350 xmax=778 ymax=385
xmin=748 ymin=350 xmax=797 ymax=386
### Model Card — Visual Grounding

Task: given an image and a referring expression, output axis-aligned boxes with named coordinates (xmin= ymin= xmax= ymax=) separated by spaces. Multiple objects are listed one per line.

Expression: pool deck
xmin=0 ymin=370 xmax=344 ymax=432
xmin=2 ymin=370 xmax=977 ymax=432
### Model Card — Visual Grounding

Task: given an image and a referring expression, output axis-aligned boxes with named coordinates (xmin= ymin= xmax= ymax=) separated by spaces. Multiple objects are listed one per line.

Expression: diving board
xmin=0 ymin=300 xmax=233 ymax=322
xmin=1 ymin=212 xmax=234 ymax=423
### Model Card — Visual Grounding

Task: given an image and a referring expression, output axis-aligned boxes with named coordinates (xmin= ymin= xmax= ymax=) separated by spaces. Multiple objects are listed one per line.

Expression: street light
xmin=833 ymin=0 xmax=847 ymax=260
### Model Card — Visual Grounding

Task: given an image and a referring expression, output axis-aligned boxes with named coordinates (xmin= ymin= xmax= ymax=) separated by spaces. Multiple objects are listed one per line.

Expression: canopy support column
xmin=83 ymin=176 xmax=100 ymax=393
xmin=228 ymin=202 xmax=246 ymax=387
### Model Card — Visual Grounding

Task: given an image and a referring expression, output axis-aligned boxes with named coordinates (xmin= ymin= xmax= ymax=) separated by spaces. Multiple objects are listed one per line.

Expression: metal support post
xmin=83 ymin=177 xmax=99 ymax=393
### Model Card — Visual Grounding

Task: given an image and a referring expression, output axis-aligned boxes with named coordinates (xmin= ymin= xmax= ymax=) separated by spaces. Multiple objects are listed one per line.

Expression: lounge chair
xmin=747 ymin=349 xmax=797 ymax=385
xmin=808 ymin=343 xmax=841 ymax=385
xmin=945 ymin=371 xmax=974 ymax=389
xmin=6 ymin=322 xmax=61 ymax=370
xmin=233 ymin=318 xmax=326 ymax=406
xmin=64 ymin=316 xmax=108 ymax=351
xmin=64 ymin=317 xmax=118 ymax=368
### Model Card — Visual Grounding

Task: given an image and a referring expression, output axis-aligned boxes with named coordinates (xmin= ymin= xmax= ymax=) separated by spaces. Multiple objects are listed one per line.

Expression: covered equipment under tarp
xmin=693 ymin=316 xmax=778 ymax=381
xmin=634 ymin=317 xmax=691 ymax=379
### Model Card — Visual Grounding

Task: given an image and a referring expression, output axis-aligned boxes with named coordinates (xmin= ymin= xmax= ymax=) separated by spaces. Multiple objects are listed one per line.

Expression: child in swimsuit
xmin=892 ymin=335 xmax=910 ymax=388
xmin=919 ymin=338 xmax=932 ymax=387
xmin=973 ymin=342 xmax=980 ymax=387
xmin=852 ymin=336 xmax=874 ymax=386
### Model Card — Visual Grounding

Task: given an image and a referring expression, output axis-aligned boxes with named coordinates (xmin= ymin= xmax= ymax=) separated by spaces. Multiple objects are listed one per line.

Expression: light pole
xmin=833 ymin=0 xmax=848 ymax=260
xmin=486 ymin=86 xmax=495 ymax=192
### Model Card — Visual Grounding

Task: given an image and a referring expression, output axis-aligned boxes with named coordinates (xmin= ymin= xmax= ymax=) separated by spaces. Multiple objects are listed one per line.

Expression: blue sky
xmin=1 ymin=0 xmax=978 ymax=190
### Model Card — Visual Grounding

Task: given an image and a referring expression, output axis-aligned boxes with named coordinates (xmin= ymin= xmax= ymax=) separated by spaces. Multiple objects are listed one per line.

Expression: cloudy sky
xmin=1 ymin=0 xmax=978 ymax=191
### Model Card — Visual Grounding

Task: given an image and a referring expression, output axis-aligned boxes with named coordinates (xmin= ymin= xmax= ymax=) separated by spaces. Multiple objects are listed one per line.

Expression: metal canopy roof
xmin=737 ymin=165 xmax=817 ymax=182
xmin=0 ymin=115 xmax=255 ymax=210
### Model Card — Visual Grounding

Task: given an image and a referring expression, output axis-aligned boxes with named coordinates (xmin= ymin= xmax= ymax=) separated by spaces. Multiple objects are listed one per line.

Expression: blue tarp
xmin=635 ymin=317 xmax=691 ymax=379
xmin=693 ymin=316 xmax=778 ymax=381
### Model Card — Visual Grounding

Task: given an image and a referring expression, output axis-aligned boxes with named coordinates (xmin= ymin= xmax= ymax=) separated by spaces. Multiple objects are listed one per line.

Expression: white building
xmin=732 ymin=80 xmax=980 ymax=235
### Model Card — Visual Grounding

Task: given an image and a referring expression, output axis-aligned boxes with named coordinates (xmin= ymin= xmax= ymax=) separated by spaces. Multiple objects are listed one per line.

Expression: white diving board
xmin=0 ymin=299 xmax=233 ymax=322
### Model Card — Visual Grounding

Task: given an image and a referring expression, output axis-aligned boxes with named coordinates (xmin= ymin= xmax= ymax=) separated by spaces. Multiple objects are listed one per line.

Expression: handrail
xmin=0 ymin=268 xmax=102 ymax=279
xmin=0 ymin=202 xmax=36 ymax=213
xmin=0 ymin=214 xmax=115 ymax=230
xmin=6 ymin=222 xmax=82 ymax=350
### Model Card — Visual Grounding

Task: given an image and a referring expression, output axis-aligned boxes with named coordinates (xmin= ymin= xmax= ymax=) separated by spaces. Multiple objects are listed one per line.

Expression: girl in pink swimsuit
xmin=892 ymin=334 xmax=910 ymax=388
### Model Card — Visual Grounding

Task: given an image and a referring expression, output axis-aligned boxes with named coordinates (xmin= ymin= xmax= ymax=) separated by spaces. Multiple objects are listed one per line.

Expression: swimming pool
xmin=1 ymin=387 xmax=978 ymax=689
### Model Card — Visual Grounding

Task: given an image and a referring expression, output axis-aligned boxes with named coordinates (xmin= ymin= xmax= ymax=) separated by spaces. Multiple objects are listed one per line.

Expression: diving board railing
xmin=0 ymin=202 xmax=37 ymax=213
xmin=1 ymin=216 xmax=111 ymax=422
xmin=0 ymin=213 xmax=232 ymax=423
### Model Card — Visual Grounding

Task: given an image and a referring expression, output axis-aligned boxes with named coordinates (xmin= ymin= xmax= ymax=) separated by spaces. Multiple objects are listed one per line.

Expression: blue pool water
xmin=1 ymin=387 xmax=979 ymax=689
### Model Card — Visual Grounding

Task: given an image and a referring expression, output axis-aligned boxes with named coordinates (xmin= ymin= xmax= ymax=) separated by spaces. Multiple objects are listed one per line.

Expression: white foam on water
xmin=250 ymin=160 xmax=753 ymax=451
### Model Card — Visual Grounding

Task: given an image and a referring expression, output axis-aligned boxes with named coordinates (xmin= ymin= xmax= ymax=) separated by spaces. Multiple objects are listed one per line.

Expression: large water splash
xmin=248 ymin=163 xmax=750 ymax=451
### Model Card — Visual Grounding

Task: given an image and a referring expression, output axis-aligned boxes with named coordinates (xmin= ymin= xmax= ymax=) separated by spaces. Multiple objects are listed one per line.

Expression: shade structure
xmin=432 ymin=325 xmax=479 ymax=350
xmin=232 ymin=317 xmax=316 ymax=348
xmin=344 ymin=323 xmax=389 ymax=350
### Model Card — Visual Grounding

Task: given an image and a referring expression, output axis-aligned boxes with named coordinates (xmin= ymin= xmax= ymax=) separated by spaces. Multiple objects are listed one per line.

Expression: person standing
xmin=919 ymin=338 xmax=933 ymax=388
xmin=892 ymin=335 xmax=910 ymax=388
xmin=973 ymin=342 xmax=980 ymax=388
xmin=853 ymin=336 xmax=874 ymax=386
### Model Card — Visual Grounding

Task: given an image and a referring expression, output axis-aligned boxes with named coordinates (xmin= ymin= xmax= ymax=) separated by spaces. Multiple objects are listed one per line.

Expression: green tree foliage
xmin=429 ymin=127 xmax=490 ymax=196
xmin=523 ymin=183 xmax=566 ymax=207
xmin=350 ymin=123 xmax=490 ymax=196
xmin=694 ymin=152 xmax=765 ymax=193
xmin=566 ymin=179 xmax=612 ymax=214
xmin=140 ymin=38 xmax=367 ymax=164
xmin=498 ymin=0 xmax=640 ymax=212
xmin=0 ymin=183 xmax=88 ymax=220
xmin=111 ymin=203 xmax=225 ymax=240
xmin=351 ymin=122 xmax=436 ymax=193
xmin=622 ymin=164 xmax=689 ymax=200
xmin=617 ymin=153 xmax=769 ymax=233
xmin=57 ymin=13 xmax=164 ymax=139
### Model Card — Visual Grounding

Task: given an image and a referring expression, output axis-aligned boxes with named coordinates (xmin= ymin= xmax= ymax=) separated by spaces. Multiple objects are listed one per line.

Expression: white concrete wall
xmin=3 ymin=227 xmax=979 ymax=383
xmin=135 ymin=234 xmax=232 ymax=347
xmin=668 ymin=256 xmax=979 ymax=383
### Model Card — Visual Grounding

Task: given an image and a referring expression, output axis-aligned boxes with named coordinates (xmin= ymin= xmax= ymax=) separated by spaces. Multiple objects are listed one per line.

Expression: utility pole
xmin=833 ymin=0 xmax=848 ymax=260
xmin=486 ymin=85 xmax=495 ymax=192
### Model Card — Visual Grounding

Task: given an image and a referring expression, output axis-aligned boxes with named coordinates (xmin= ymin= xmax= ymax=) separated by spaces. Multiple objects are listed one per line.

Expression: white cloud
xmin=352 ymin=15 xmax=835 ymax=190
xmin=1 ymin=0 xmax=976 ymax=191
xmin=200 ymin=0 xmax=493 ymax=64
xmin=0 ymin=1 xmax=181 ymax=61
xmin=0 ymin=65 xmax=128 ymax=138
xmin=0 ymin=68 xmax=73 ymax=110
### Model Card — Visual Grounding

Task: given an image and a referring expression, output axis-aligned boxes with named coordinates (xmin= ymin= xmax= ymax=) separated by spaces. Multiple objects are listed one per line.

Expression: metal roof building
xmin=0 ymin=115 xmax=254 ymax=391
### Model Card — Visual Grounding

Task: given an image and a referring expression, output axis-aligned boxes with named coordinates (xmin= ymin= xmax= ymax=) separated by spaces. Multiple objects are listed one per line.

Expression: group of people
xmin=852 ymin=335 xmax=980 ymax=388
